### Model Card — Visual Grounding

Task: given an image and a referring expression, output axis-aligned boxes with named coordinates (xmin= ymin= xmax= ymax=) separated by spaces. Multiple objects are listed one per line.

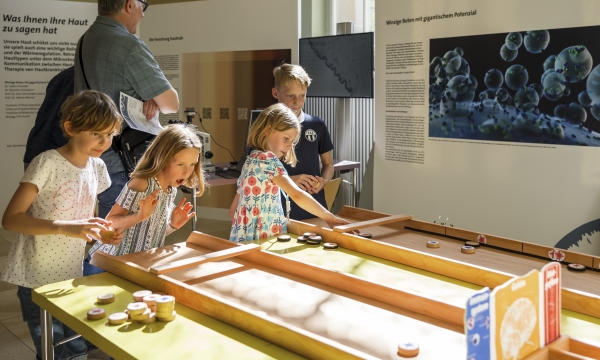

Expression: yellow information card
xmin=491 ymin=269 xmax=542 ymax=359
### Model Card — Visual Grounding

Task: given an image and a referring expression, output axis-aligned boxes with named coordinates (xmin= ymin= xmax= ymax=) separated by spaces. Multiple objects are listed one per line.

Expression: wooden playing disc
xmin=461 ymin=246 xmax=476 ymax=254
xmin=426 ymin=240 xmax=440 ymax=248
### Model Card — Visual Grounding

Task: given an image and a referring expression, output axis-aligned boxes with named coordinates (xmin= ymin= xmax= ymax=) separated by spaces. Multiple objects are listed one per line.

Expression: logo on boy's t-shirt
xmin=305 ymin=129 xmax=317 ymax=142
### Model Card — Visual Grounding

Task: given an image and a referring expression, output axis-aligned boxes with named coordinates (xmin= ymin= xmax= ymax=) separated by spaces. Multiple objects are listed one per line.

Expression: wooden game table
xmin=298 ymin=207 xmax=600 ymax=321
xmin=90 ymin=238 xmax=468 ymax=359
xmin=86 ymin=208 xmax=600 ymax=359
xmin=32 ymin=272 xmax=304 ymax=360
xmin=270 ymin=210 xmax=600 ymax=345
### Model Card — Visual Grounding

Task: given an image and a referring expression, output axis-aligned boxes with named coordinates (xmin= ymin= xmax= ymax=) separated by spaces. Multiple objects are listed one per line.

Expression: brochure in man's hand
xmin=119 ymin=92 xmax=163 ymax=135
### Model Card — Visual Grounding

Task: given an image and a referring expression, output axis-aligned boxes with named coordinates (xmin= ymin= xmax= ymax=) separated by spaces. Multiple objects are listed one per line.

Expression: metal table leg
xmin=352 ymin=167 xmax=357 ymax=207
xmin=191 ymin=187 xmax=197 ymax=231
xmin=40 ymin=307 xmax=53 ymax=360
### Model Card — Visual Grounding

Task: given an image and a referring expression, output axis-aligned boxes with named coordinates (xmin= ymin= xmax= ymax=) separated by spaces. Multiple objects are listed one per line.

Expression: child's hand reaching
xmin=137 ymin=189 xmax=160 ymax=221
xmin=96 ymin=226 xmax=124 ymax=246
xmin=58 ymin=218 xmax=114 ymax=242
xmin=323 ymin=213 xmax=352 ymax=229
xmin=169 ymin=197 xmax=195 ymax=230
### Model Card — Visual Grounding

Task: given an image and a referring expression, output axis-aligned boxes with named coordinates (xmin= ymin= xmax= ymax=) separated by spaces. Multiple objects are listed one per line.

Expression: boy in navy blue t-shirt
xmin=271 ymin=64 xmax=334 ymax=220
xmin=228 ymin=64 xmax=335 ymax=221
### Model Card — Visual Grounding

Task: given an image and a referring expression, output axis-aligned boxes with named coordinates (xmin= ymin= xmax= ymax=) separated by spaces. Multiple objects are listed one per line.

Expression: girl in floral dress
xmin=229 ymin=103 xmax=349 ymax=243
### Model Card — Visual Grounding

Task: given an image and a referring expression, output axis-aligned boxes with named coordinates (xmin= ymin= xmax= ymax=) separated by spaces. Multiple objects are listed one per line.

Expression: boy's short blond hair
xmin=60 ymin=90 xmax=123 ymax=138
xmin=273 ymin=63 xmax=312 ymax=90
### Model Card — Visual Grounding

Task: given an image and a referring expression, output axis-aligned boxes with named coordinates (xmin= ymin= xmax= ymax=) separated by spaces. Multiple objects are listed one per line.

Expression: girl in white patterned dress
xmin=85 ymin=124 xmax=206 ymax=273
xmin=1 ymin=90 xmax=123 ymax=360
xmin=229 ymin=103 xmax=349 ymax=243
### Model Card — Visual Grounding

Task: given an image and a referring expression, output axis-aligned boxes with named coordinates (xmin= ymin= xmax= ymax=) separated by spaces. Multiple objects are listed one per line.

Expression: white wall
xmin=141 ymin=0 xmax=299 ymax=123
xmin=0 ymin=0 xmax=299 ymax=223
xmin=0 ymin=0 xmax=97 ymax=221
xmin=141 ymin=0 xmax=300 ymax=220
xmin=375 ymin=0 xmax=600 ymax=255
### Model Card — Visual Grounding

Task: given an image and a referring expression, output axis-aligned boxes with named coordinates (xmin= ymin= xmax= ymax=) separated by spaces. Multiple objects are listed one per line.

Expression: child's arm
xmin=228 ymin=193 xmax=240 ymax=220
xmin=105 ymin=178 xmax=160 ymax=230
xmin=2 ymin=183 xmax=112 ymax=241
xmin=289 ymin=174 xmax=320 ymax=193
xmin=167 ymin=197 xmax=195 ymax=234
xmin=272 ymin=175 xmax=351 ymax=229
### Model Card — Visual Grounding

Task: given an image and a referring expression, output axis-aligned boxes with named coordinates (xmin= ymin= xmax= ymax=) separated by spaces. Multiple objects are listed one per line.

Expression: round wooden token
xmin=156 ymin=295 xmax=176 ymax=312
xmin=133 ymin=290 xmax=152 ymax=302
xmin=139 ymin=312 xmax=157 ymax=324
xmin=131 ymin=308 xmax=151 ymax=321
xmin=96 ymin=293 xmax=115 ymax=304
xmin=426 ymin=240 xmax=440 ymax=248
xmin=87 ymin=308 xmax=106 ymax=320
xmin=99 ymin=227 xmax=115 ymax=243
xmin=323 ymin=242 xmax=338 ymax=250
xmin=358 ymin=232 xmax=372 ymax=238
xmin=126 ymin=302 xmax=148 ymax=315
xmin=303 ymin=232 xmax=317 ymax=237
xmin=157 ymin=310 xmax=177 ymax=322
xmin=465 ymin=241 xmax=480 ymax=248
xmin=461 ymin=246 xmax=476 ymax=254
xmin=306 ymin=236 xmax=322 ymax=245
xmin=567 ymin=263 xmax=586 ymax=272
xmin=296 ymin=236 xmax=307 ymax=243
xmin=277 ymin=235 xmax=291 ymax=242
xmin=397 ymin=341 xmax=419 ymax=358
xmin=143 ymin=294 xmax=159 ymax=307
xmin=107 ymin=312 xmax=128 ymax=325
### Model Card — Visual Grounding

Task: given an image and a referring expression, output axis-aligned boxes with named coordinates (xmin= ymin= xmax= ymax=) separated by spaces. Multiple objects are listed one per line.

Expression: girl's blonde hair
xmin=131 ymin=124 xmax=206 ymax=195
xmin=60 ymin=90 xmax=123 ymax=137
xmin=273 ymin=63 xmax=312 ymax=91
xmin=247 ymin=103 xmax=300 ymax=166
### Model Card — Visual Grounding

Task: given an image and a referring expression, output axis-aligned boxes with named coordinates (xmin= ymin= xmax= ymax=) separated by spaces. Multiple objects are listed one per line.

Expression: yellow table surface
xmin=260 ymin=235 xmax=600 ymax=345
xmin=33 ymin=272 xmax=305 ymax=360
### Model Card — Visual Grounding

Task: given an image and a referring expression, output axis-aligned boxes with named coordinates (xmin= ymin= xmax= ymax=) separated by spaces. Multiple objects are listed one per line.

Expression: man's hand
xmin=143 ymin=99 xmax=160 ymax=120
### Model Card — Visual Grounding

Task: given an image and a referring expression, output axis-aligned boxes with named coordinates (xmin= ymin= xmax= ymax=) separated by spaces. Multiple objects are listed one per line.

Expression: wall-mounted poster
xmin=429 ymin=25 xmax=600 ymax=147
xmin=375 ymin=0 xmax=600 ymax=256
xmin=0 ymin=0 xmax=96 ymax=221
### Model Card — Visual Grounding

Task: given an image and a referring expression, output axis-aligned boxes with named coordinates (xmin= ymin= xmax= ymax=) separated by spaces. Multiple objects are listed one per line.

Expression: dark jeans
xmin=97 ymin=171 xmax=127 ymax=218
xmin=85 ymin=171 xmax=127 ymax=277
xmin=17 ymin=286 xmax=88 ymax=360
xmin=83 ymin=255 xmax=105 ymax=276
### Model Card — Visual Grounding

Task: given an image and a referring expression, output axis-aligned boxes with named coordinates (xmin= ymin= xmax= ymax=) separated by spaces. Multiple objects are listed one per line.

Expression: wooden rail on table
xmin=186 ymin=233 xmax=465 ymax=331
xmin=92 ymin=245 xmax=374 ymax=360
xmin=522 ymin=336 xmax=600 ymax=360
xmin=338 ymin=206 xmax=600 ymax=269
xmin=333 ymin=214 xmax=412 ymax=233
xmin=287 ymin=218 xmax=600 ymax=319
xmin=148 ymin=244 xmax=260 ymax=274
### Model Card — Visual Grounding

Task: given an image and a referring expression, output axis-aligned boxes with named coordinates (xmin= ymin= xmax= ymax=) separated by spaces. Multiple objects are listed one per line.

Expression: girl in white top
xmin=1 ymin=90 xmax=124 ymax=359
xmin=86 ymin=124 xmax=206 ymax=264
